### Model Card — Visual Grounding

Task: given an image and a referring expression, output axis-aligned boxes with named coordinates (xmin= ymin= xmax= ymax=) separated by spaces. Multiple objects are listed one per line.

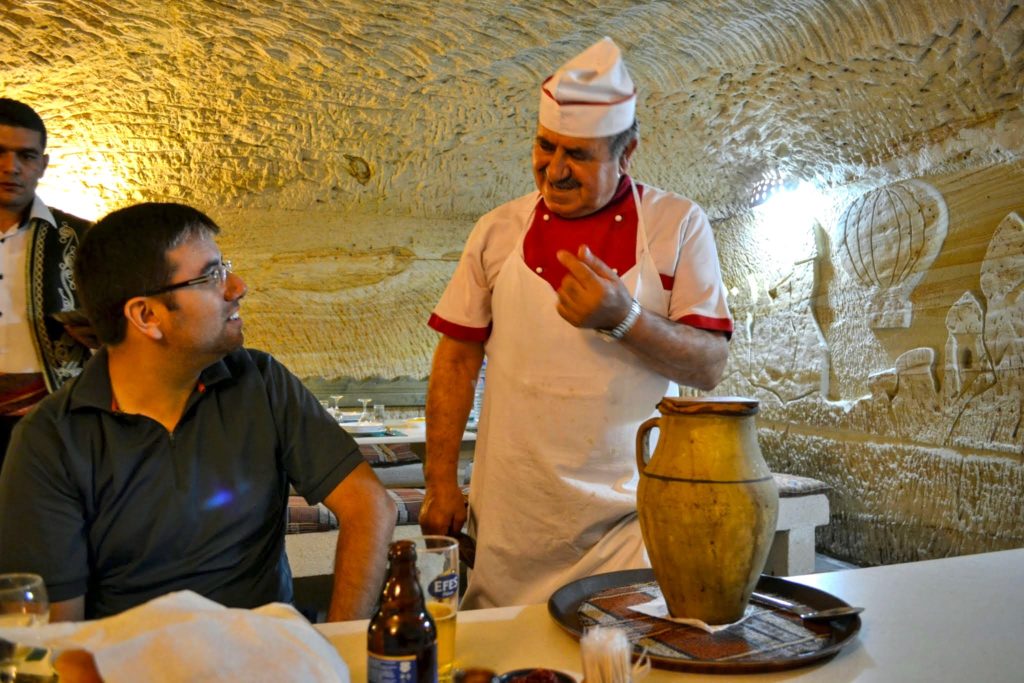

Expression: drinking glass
xmin=373 ymin=403 xmax=386 ymax=423
xmin=329 ymin=394 xmax=345 ymax=418
xmin=357 ymin=398 xmax=373 ymax=423
xmin=0 ymin=573 xmax=51 ymax=682
xmin=412 ymin=536 xmax=459 ymax=683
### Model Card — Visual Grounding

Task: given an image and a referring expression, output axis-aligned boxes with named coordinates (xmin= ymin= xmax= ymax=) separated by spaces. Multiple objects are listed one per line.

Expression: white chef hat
xmin=538 ymin=37 xmax=636 ymax=138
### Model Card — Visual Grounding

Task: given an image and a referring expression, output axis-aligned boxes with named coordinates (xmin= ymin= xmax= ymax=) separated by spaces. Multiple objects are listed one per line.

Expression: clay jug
xmin=636 ymin=396 xmax=778 ymax=624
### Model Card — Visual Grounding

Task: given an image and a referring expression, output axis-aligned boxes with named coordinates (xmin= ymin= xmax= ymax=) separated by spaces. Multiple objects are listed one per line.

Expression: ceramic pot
xmin=636 ymin=396 xmax=778 ymax=624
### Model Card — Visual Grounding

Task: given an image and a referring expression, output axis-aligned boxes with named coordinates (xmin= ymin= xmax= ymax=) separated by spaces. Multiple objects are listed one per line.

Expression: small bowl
xmin=498 ymin=669 xmax=576 ymax=683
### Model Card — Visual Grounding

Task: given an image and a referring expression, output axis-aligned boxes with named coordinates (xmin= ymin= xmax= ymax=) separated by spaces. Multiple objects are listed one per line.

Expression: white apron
xmin=462 ymin=183 xmax=670 ymax=608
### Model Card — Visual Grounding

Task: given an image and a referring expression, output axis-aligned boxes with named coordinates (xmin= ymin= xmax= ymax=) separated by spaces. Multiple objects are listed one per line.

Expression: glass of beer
xmin=0 ymin=573 xmax=52 ymax=682
xmin=412 ymin=536 xmax=459 ymax=683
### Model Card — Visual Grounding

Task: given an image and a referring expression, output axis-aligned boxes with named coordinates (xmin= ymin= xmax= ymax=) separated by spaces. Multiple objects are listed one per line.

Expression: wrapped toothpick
xmin=580 ymin=627 xmax=650 ymax=683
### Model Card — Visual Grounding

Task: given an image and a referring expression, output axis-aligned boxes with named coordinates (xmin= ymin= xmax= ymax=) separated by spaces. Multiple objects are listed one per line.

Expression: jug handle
xmin=635 ymin=416 xmax=660 ymax=474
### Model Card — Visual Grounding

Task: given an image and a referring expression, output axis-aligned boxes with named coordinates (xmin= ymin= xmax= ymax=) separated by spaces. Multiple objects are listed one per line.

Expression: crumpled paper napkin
xmin=0 ymin=590 xmax=349 ymax=682
xmin=628 ymin=596 xmax=756 ymax=633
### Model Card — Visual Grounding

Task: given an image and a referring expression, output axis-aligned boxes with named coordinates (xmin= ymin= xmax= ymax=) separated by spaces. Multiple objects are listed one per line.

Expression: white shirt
xmin=431 ymin=184 xmax=733 ymax=339
xmin=0 ymin=196 xmax=56 ymax=373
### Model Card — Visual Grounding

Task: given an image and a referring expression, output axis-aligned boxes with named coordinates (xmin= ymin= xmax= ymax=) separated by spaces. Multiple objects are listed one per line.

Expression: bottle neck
xmin=381 ymin=559 xmax=425 ymax=609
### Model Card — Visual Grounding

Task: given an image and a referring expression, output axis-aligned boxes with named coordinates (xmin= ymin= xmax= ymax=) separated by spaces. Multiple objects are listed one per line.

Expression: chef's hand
xmin=419 ymin=481 xmax=468 ymax=537
xmin=556 ymin=245 xmax=634 ymax=330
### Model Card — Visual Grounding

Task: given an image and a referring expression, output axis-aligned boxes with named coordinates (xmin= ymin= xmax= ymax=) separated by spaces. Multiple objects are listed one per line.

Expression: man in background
xmin=0 ymin=202 xmax=396 ymax=621
xmin=0 ymin=98 xmax=92 ymax=469
xmin=420 ymin=38 xmax=733 ymax=608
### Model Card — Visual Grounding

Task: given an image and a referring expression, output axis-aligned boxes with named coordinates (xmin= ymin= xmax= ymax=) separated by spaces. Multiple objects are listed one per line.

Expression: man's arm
xmin=556 ymin=245 xmax=728 ymax=390
xmin=0 ymin=418 xmax=90 ymax=623
xmin=50 ymin=596 xmax=85 ymax=622
xmin=420 ymin=335 xmax=484 ymax=536
xmin=320 ymin=462 xmax=396 ymax=621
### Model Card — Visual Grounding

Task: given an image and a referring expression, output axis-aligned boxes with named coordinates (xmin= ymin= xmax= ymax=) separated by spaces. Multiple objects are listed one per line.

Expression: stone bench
xmin=285 ymin=455 xmax=830 ymax=579
xmin=763 ymin=473 xmax=831 ymax=576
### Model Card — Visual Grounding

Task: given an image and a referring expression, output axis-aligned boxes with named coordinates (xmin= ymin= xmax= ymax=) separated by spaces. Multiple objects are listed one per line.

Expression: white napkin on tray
xmin=0 ymin=590 xmax=350 ymax=682
xmin=629 ymin=596 xmax=756 ymax=633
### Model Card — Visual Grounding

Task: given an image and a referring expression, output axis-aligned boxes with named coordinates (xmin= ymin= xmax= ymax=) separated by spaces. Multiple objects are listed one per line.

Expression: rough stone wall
xmin=3 ymin=0 xmax=1021 ymax=564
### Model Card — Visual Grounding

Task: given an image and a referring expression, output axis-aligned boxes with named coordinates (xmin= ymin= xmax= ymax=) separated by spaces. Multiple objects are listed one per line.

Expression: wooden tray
xmin=547 ymin=569 xmax=860 ymax=674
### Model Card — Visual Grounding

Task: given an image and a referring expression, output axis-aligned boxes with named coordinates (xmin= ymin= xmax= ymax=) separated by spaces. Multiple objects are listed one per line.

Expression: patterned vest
xmin=25 ymin=208 xmax=91 ymax=392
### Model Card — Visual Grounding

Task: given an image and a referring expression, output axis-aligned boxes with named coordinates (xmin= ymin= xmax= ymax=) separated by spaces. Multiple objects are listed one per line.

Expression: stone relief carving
xmin=944 ymin=292 xmax=993 ymax=399
xmin=890 ymin=347 xmax=941 ymax=439
xmin=852 ymin=212 xmax=1023 ymax=455
xmin=835 ymin=180 xmax=948 ymax=329
xmin=942 ymin=292 xmax=997 ymax=447
xmin=749 ymin=257 xmax=829 ymax=402
xmin=244 ymin=246 xmax=417 ymax=292
xmin=946 ymin=211 xmax=1024 ymax=452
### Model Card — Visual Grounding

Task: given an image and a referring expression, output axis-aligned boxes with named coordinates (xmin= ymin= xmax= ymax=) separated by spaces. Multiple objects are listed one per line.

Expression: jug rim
xmin=657 ymin=396 xmax=759 ymax=416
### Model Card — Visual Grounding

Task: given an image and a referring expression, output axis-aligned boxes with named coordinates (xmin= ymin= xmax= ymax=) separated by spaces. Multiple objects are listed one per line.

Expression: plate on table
xmin=547 ymin=569 xmax=860 ymax=674
xmin=341 ymin=421 xmax=387 ymax=435
xmin=334 ymin=411 xmax=361 ymax=423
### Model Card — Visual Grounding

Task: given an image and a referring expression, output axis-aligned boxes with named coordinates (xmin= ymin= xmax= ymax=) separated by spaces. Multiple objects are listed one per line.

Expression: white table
xmin=317 ymin=548 xmax=1024 ymax=682
xmin=348 ymin=421 xmax=476 ymax=447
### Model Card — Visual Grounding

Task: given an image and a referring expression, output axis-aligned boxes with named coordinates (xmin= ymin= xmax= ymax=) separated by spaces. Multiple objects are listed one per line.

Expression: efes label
xmin=428 ymin=570 xmax=458 ymax=600
xmin=368 ymin=651 xmax=438 ymax=683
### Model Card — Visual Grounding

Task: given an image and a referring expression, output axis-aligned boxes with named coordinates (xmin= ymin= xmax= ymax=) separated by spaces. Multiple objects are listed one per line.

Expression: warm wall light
xmin=37 ymin=154 xmax=126 ymax=221
xmin=748 ymin=171 xmax=797 ymax=208
xmin=752 ymin=179 xmax=828 ymax=264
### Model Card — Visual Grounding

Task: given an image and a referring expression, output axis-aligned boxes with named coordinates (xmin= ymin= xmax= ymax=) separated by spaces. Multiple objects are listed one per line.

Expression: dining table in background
xmin=316 ymin=548 xmax=1024 ymax=682
xmin=347 ymin=418 xmax=477 ymax=486
xmin=348 ymin=419 xmax=477 ymax=448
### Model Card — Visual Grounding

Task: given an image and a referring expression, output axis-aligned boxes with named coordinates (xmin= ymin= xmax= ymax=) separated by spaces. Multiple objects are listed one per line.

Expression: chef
xmin=421 ymin=37 xmax=733 ymax=608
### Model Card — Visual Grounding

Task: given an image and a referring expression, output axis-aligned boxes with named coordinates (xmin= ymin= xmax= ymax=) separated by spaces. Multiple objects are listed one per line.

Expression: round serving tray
xmin=547 ymin=569 xmax=860 ymax=674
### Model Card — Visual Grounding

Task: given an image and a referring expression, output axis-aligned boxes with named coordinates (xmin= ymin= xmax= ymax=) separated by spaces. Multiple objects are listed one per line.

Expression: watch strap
xmin=598 ymin=298 xmax=642 ymax=340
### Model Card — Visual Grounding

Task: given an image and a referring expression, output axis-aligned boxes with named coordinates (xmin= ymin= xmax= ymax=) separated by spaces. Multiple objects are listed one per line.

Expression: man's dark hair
xmin=75 ymin=202 xmax=220 ymax=345
xmin=0 ymin=98 xmax=47 ymax=149
xmin=608 ymin=119 xmax=639 ymax=161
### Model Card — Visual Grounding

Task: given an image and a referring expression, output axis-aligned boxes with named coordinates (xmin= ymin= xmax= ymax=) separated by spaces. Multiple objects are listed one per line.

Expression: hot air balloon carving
xmin=835 ymin=180 xmax=948 ymax=328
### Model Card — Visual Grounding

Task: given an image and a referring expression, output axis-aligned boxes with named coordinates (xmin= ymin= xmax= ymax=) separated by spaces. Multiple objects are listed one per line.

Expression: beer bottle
xmin=368 ymin=540 xmax=439 ymax=683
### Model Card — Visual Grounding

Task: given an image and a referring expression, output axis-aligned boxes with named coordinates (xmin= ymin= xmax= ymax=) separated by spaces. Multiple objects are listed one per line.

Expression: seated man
xmin=0 ymin=202 xmax=396 ymax=622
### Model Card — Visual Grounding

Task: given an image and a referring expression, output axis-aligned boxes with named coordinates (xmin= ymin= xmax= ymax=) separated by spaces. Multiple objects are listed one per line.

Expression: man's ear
xmin=618 ymin=137 xmax=638 ymax=176
xmin=122 ymin=297 xmax=165 ymax=341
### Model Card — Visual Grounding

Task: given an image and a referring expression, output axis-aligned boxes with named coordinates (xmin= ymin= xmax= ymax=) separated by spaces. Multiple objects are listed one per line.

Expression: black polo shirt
xmin=0 ymin=347 xmax=361 ymax=618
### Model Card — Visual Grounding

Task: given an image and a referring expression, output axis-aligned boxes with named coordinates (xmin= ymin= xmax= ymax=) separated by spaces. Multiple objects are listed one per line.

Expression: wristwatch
xmin=597 ymin=298 xmax=642 ymax=340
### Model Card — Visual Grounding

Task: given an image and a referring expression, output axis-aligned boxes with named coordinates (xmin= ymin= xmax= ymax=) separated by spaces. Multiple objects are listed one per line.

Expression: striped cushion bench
xmin=358 ymin=443 xmax=420 ymax=467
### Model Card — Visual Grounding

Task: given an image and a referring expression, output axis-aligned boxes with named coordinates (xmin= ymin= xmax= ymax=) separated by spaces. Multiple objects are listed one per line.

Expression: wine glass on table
xmin=0 ymin=573 xmax=50 ymax=682
xmin=329 ymin=394 xmax=345 ymax=419
xmin=357 ymin=398 xmax=373 ymax=424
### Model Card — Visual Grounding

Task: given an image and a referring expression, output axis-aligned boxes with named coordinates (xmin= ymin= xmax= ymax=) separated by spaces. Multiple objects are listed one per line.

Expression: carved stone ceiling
xmin=3 ymin=0 xmax=1022 ymax=380
xmin=6 ymin=0 xmax=1020 ymax=221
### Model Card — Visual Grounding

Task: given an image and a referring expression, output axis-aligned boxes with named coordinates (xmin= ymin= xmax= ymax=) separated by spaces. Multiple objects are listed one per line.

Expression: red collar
xmin=525 ymin=176 xmax=641 ymax=292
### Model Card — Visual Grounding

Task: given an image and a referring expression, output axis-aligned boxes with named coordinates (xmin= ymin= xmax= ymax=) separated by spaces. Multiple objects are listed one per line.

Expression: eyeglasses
xmin=142 ymin=260 xmax=233 ymax=297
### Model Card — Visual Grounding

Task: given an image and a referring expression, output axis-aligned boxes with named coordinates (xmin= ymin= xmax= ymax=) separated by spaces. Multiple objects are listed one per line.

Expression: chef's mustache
xmin=550 ymin=177 xmax=581 ymax=190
